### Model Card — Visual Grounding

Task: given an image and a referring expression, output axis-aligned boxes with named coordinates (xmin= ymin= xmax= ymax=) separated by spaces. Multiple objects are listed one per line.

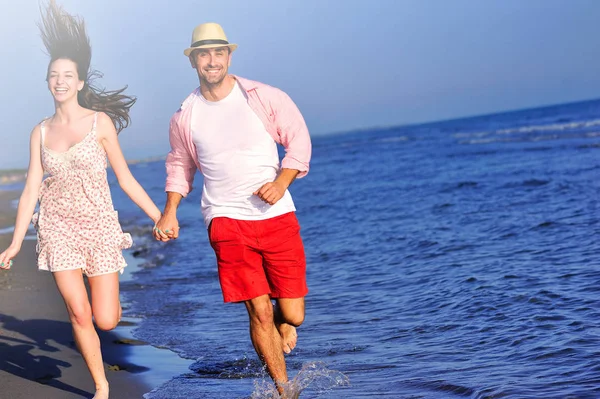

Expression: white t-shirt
xmin=191 ymin=82 xmax=296 ymax=227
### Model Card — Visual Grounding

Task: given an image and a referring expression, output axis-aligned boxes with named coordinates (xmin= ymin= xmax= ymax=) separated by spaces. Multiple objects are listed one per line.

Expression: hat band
xmin=191 ymin=39 xmax=229 ymax=48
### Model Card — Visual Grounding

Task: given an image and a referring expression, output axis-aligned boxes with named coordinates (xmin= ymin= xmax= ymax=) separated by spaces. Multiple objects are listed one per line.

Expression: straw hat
xmin=183 ymin=23 xmax=237 ymax=57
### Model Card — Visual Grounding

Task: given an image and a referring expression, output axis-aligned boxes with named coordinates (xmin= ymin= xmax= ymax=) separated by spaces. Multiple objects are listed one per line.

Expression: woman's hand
xmin=0 ymin=244 xmax=21 ymax=270
xmin=154 ymin=212 xmax=179 ymax=242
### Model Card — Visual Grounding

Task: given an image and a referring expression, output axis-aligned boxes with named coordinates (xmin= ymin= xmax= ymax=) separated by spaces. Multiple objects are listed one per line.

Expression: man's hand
xmin=254 ymin=181 xmax=287 ymax=205
xmin=253 ymin=169 xmax=300 ymax=205
xmin=154 ymin=212 xmax=180 ymax=242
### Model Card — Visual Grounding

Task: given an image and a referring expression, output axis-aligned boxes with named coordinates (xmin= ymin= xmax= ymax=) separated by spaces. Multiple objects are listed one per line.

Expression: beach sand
xmin=0 ymin=189 xmax=187 ymax=398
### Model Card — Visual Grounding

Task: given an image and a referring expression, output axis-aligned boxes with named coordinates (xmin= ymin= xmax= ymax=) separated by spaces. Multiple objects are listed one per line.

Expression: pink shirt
xmin=165 ymin=75 xmax=312 ymax=197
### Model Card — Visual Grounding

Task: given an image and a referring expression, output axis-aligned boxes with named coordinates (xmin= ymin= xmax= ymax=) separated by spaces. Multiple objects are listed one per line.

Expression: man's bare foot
xmin=92 ymin=383 xmax=109 ymax=399
xmin=276 ymin=322 xmax=298 ymax=354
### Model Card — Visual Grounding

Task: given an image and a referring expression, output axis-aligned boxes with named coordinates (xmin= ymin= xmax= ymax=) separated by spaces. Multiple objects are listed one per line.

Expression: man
xmin=154 ymin=22 xmax=311 ymax=394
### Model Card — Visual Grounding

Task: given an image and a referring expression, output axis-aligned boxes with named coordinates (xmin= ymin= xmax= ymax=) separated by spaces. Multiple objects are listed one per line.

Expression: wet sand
xmin=0 ymin=189 xmax=188 ymax=398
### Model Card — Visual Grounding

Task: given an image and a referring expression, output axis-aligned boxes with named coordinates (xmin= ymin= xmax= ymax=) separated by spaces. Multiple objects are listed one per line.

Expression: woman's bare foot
xmin=276 ymin=322 xmax=298 ymax=354
xmin=93 ymin=383 xmax=109 ymax=399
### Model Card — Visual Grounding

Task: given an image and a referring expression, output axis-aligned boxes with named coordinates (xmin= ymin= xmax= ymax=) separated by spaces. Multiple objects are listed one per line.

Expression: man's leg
xmin=209 ymin=216 xmax=301 ymax=394
xmin=262 ymin=213 xmax=308 ymax=354
xmin=244 ymin=294 xmax=288 ymax=390
xmin=274 ymin=297 xmax=305 ymax=353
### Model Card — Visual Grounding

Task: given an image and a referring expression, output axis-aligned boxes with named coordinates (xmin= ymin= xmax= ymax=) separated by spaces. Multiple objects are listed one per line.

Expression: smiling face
xmin=190 ymin=46 xmax=232 ymax=86
xmin=47 ymin=58 xmax=84 ymax=103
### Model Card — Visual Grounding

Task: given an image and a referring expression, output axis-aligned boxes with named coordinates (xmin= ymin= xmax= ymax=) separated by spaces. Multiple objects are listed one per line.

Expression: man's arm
xmin=254 ymin=89 xmax=311 ymax=205
xmin=274 ymin=90 xmax=311 ymax=178
xmin=156 ymin=112 xmax=196 ymax=241
xmin=165 ymin=112 xmax=197 ymax=197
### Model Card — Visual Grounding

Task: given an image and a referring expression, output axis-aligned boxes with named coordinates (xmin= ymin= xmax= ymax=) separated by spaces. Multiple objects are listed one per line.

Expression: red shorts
xmin=208 ymin=212 xmax=308 ymax=303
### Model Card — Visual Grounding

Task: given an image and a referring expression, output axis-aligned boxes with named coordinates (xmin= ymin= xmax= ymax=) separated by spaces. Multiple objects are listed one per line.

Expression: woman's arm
xmin=0 ymin=126 xmax=45 ymax=269
xmin=97 ymin=113 xmax=162 ymax=224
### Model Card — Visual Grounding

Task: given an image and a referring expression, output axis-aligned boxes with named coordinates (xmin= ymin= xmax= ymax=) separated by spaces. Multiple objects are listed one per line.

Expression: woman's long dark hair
xmin=38 ymin=0 xmax=136 ymax=133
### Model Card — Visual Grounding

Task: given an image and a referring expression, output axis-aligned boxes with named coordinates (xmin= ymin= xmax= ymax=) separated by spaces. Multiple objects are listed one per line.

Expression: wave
xmin=453 ymin=118 xmax=600 ymax=139
xmin=250 ymin=362 xmax=350 ymax=399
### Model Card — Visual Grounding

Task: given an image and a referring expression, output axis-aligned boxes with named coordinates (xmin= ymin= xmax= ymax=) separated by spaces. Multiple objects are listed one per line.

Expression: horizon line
xmin=324 ymin=95 xmax=600 ymax=137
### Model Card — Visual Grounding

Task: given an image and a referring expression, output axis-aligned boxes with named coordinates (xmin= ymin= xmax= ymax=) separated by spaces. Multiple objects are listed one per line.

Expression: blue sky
xmin=1 ymin=0 xmax=599 ymax=168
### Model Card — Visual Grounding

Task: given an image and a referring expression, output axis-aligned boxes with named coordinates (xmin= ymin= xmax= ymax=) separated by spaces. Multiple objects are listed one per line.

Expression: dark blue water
xmin=111 ymin=99 xmax=600 ymax=398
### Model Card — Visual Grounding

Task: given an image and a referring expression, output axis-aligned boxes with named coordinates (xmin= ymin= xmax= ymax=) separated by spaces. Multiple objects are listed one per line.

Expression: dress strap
xmin=40 ymin=119 xmax=47 ymax=149
xmin=92 ymin=112 xmax=98 ymax=131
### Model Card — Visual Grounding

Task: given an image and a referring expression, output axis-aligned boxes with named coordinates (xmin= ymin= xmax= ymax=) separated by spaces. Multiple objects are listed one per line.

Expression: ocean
xmin=100 ymin=99 xmax=600 ymax=398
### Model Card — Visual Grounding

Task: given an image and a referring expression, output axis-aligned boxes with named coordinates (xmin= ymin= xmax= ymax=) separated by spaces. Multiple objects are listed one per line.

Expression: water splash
xmin=250 ymin=362 xmax=350 ymax=398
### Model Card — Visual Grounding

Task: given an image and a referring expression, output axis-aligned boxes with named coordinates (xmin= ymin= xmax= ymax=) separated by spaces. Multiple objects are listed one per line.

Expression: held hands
xmin=153 ymin=213 xmax=180 ymax=242
xmin=0 ymin=244 xmax=20 ymax=270
xmin=254 ymin=181 xmax=287 ymax=205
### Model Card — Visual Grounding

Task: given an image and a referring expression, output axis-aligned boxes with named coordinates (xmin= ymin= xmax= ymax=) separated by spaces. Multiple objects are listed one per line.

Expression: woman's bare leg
xmin=53 ymin=269 xmax=109 ymax=398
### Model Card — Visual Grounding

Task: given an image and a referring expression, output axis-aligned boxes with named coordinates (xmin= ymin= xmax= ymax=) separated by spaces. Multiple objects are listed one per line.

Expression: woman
xmin=0 ymin=1 xmax=162 ymax=398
